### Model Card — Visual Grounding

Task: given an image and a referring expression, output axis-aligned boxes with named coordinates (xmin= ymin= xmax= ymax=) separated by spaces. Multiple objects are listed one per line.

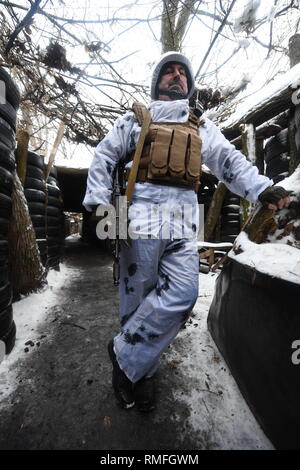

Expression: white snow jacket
xmin=83 ymin=99 xmax=272 ymax=211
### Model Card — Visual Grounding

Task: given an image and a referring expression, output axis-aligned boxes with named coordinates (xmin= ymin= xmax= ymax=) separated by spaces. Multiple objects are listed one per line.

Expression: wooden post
xmin=45 ymin=120 xmax=66 ymax=181
xmin=240 ymin=123 xmax=256 ymax=225
xmin=204 ymin=182 xmax=228 ymax=241
xmin=15 ymin=129 xmax=29 ymax=185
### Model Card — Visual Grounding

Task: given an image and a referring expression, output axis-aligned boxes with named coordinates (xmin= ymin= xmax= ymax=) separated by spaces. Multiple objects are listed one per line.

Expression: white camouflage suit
xmin=83 ymin=60 xmax=272 ymax=384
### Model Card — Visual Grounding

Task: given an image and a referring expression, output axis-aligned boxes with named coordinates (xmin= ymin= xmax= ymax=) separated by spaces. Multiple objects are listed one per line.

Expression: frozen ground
xmin=0 ymin=236 xmax=273 ymax=450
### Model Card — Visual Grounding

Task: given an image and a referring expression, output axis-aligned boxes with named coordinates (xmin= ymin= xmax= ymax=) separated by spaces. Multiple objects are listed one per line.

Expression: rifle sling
xmin=125 ymin=108 xmax=152 ymax=203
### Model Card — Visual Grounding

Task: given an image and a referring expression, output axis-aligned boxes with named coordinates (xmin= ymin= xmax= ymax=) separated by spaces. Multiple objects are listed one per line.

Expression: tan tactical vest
xmin=128 ymin=102 xmax=204 ymax=192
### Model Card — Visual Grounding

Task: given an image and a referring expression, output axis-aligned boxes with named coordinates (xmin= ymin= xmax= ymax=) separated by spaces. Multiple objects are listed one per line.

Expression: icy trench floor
xmin=0 ymin=255 xmax=273 ymax=450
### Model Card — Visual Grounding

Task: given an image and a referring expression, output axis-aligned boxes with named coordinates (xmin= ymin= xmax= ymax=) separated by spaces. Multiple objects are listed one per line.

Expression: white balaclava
xmin=150 ymin=51 xmax=195 ymax=101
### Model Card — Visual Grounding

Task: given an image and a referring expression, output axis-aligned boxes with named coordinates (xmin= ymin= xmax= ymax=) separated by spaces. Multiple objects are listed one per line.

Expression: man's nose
xmin=171 ymin=70 xmax=181 ymax=81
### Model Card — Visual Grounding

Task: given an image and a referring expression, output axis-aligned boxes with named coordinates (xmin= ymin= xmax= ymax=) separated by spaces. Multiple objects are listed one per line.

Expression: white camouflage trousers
xmin=113 ymin=236 xmax=199 ymax=383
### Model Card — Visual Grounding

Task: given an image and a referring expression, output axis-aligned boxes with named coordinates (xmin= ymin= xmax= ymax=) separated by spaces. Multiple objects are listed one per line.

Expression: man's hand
xmin=258 ymin=185 xmax=291 ymax=210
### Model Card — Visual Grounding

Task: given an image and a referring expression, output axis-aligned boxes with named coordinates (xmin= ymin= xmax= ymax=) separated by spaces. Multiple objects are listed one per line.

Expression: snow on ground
xmin=167 ymin=271 xmax=273 ymax=450
xmin=0 ymin=260 xmax=273 ymax=449
xmin=0 ymin=262 xmax=79 ymax=409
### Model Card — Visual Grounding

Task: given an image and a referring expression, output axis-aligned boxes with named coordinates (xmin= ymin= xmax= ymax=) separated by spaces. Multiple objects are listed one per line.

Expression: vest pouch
xmin=185 ymin=133 xmax=202 ymax=182
xmin=168 ymin=129 xmax=188 ymax=179
xmin=148 ymin=126 xmax=173 ymax=178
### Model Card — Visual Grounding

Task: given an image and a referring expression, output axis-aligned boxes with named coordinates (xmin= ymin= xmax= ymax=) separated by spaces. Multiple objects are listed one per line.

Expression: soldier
xmin=83 ymin=52 xmax=290 ymax=412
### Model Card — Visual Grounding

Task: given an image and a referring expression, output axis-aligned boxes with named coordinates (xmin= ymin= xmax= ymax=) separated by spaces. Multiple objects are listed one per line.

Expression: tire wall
xmin=264 ymin=128 xmax=290 ymax=184
xmin=24 ymin=157 xmax=65 ymax=271
xmin=0 ymin=66 xmax=19 ymax=355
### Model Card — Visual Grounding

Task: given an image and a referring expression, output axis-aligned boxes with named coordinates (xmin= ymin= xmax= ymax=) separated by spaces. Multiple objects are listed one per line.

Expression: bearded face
xmin=157 ymin=62 xmax=188 ymax=100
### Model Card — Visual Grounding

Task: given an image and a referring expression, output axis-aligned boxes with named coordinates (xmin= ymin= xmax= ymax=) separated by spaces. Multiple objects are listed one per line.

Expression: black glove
xmin=258 ymin=186 xmax=290 ymax=208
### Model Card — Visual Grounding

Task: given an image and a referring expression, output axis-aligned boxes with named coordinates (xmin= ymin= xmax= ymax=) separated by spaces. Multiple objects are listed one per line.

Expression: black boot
xmin=107 ymin=339 xmax=135 ymax=409
xmin=133 ymin=376 xmax=156 ymax=412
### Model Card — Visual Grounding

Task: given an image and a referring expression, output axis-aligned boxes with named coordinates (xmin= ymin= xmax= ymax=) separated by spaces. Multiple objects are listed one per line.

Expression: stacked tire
xmin=0 ymin=67 xmax=20 ymax=354
xmin=264 ymin=129 xmax=290 ymax=184
xmin=197 ymin=172 xmax=218 ymax=219
xmin=295 ymin=106 xmax=300 ymax=155
xmin=24 ymin=152 xmax=47 ymax=265
xmin=220 ymin=192 xmax=241 ymax=243
xmin=46 ymin=166 xmax=65 ymax=269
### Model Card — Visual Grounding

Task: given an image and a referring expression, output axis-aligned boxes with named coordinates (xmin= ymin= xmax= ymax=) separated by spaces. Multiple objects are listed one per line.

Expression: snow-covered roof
xmin=220 ymin=62 xmax=300 ymax=131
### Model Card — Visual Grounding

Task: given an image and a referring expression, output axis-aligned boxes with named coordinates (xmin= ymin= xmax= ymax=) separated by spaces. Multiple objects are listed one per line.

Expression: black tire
xmin=48 ymin=166 xmax=58 ymax=179
xmin=47 ymin=195 xmax=63 ymax=208
xmin=266 ymin=154 xmax=289 ymax=179
xmin=221 ymin=213 xmax=240 ymax=223
xmin=0 ymin=102 xmax=17 ymax=130
xmin=26 ymin=164 xmax=44 ymax=180
xmin=30 ymin=214 xmax=46 ymax=228
xmin=28 ymin=201 xmax=45 ymax=215
xmin=221 ymin=226 xmax=240 ymax=236
xmin=0 ymin=67 xmax=20 ymax=109
xmin=46 ymin=226 xmax=61 ymax=237
xmin=264 ymin=129 xmax=288 ymax=163
xmin=0 ymin=241 xmax=8 ymax=269
xmin=0 ymin=142 xmax=15 ymax=172
xmin=0 ymin=193 xmax=12 ymax=219
xmin=294 ymin=105 xmax=300 ymax=128
xmin=222 ymin=220 xmax=240 ymax=230
xmin=47 ymin=215 xmax=63 ymax=227
xmin=24 ymin=177 xmax=46 ymax=192
xmin=24 ymin=189 xmax=46 ymax=203
xmin=33 ymin=227 xmax=46 ymax=239
xmin=0 ymin=218 xmax=9 ymax=238
xmin=295 ymin=127 xmax=300 ymax=151
xmin=0 ymin=117 xmax=15 ymax=150
xmin=272 ymin=172 xmax=289 ymax=184
xmin=37 ymin=239 xmax=47 ymax=256
xmin=47 ymin=184 xmax=61 ymax=198
xmin=48 ymin=245 xmax=61 ymax=257
xmin=0 ymin=264 xmax=8 ymax=285
xmin=0 ymin=282 xmax=12 ymax=312
xmin=223 ymin=192 xmax=240 ymax=205
xmin=40 ymin=254 xmax=47 ymax=266
xmin=0 ymin=305 xmax=13 ymax=337
xmin=222 ymin=204 xmax=240 ymax=215
xmin=47 ymin=256 xmax=60 ymax=269
xmin=0 ymin=240 xmax=8 ymax=257
xmin=0 ymin=166 xmax=13 ymax=196
xmin=27 ymin=152 xmax=45 ymax=170
xmin=47 ymin=236 xmax=62 ymax=247
xmin=47 ymin=176 xmax=58 ymax=186
xmin=46 ymin=205 xmax=61 ymax=217
xmin=220 ymin=234 xmax=237 ymax=243
xmin=1 ymin=320 xmax=16 ymax=354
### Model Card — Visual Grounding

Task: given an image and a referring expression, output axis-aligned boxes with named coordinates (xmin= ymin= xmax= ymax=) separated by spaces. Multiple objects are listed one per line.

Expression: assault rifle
xmin=112 ymin=162 xmax=126 ymax=286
